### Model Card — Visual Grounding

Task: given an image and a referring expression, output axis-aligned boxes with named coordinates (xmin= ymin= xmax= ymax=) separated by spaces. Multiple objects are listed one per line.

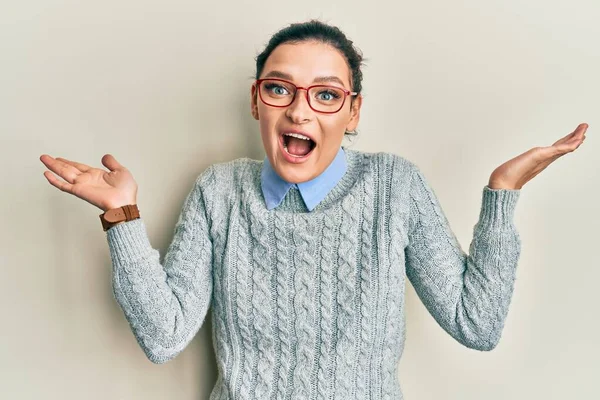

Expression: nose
xmin=285 ymin=88 xmax=313 ymax=123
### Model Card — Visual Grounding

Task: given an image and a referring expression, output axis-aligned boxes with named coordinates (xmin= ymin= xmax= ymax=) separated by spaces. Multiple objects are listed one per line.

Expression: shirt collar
xmin=260 ymin=146 xmax=347 ymax=211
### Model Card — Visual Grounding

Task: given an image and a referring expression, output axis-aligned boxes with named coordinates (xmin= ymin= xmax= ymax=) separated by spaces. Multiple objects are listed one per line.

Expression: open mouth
xmin=281 ymin=132 xmax=316 ymax=158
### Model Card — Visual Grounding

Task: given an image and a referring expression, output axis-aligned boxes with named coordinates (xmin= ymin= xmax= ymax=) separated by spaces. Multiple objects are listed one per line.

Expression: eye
xmin=264 ymin=83 xmax=290 ymax=96
xmin=316 ymin=89 xmax=341 ymax=101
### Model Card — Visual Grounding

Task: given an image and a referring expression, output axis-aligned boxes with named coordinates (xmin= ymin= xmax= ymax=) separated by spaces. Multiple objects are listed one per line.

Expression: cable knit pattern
xmin=334 ymin=188 xmax=359 ymax=400
xmin=231 ymin=201 xmax=251 ymax=399
xmin=273 ymin=210 xmax=292 ymax=400
xmin=251 ymin=207 xmax=274 ymax=399
xmin=106 ymin=147 xmax=522 ymax=400
xmin=290 ymin=215 xmax=317 ymax=400
xmin=382 ymin=157 xmax=411 ymax=400
xmin=355 ymin=165 xmax=375 ymax=400
xmin=315 ymin=208 xmax=336 ymax=400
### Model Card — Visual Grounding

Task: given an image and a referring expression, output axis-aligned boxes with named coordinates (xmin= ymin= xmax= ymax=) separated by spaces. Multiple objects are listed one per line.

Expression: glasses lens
xmin=308 ymin=86 xmax=345 ymax=112
xmin=259 ymin=79 xmax=296 ymax=106
xmin=259 ymin=80 xmax=346 ymax=112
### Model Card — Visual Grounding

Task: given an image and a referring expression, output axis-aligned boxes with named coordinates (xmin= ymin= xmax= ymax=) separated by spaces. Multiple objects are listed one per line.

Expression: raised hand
xmin=488 ymin=123 xmax=589 ymax=190
xmin=40 ymin=154 xmax=138 ymax=212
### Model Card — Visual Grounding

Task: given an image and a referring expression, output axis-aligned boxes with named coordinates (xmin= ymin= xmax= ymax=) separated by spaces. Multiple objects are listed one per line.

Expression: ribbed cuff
xmin=477 ymin=185 xmax=521 ymax=231
xmin=106 ymin=218 xmax=154 ymax=263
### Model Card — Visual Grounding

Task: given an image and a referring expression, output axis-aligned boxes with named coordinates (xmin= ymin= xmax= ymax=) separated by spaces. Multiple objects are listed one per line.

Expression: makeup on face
xmin=254 ymin=41 xmax=359 ymax=184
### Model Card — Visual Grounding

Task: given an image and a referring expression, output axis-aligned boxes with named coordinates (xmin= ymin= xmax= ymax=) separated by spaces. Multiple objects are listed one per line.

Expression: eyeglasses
xmin=255 ymin=78 xmax=358 ymax=114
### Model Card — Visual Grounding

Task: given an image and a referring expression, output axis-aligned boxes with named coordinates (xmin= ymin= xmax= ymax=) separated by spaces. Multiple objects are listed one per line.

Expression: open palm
xmin=488 ymin=123 xmax=589 ymax=190
xmin=40 ymin=154 xmax=138 ymax=212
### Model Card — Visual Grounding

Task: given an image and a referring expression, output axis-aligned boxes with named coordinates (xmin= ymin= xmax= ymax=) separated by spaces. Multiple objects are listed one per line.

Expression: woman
xmin=40 ymin=20 xmax=587 ymax=400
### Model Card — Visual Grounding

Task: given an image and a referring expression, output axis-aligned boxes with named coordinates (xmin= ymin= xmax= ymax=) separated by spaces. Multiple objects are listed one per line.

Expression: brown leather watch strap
xmin=100 ymin=204 xmax=140 ymax=231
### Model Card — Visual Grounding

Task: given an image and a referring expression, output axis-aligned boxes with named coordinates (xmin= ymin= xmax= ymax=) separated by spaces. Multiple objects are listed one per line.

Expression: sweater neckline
xmin=260 ymin=146 xmax=348 ymax=211
xmin=251 ymin=146 xmax=365 ymax=216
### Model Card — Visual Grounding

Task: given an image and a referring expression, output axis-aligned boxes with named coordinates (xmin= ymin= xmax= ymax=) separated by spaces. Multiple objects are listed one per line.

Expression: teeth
xmin=283 ymin=132 xmax=311 ymax=141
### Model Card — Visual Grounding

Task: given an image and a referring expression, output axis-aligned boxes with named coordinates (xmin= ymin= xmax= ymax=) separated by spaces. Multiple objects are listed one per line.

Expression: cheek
xmin=258 ymin=109 xmax=280 ymax=148
xmin=319 ymin=116 xmax=347 ymax=142
xmin=258 ymin=105 xmax=278 ymax=129
xmin=259 ymin=118 xmax=269 ymax=135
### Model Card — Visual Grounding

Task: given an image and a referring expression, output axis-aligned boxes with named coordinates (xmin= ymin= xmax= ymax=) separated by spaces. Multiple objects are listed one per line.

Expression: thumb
xmin=102 ymin=154 xmax=125 ymax=172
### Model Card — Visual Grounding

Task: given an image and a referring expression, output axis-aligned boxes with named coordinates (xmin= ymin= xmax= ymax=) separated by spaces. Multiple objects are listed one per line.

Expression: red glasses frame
xmin=255 ymin=78 xmax=358 ymax=114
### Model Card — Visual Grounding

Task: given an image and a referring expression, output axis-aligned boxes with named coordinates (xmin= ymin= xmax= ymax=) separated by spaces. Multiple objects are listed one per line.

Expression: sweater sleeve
xmin=404 ymin=163 xmax=521 ymax=351
xmin=105 ymin=166 xmax=215 ymax=363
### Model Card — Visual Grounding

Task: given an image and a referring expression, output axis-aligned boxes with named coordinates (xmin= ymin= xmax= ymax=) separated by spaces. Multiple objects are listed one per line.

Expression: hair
xmin=254 ymin=19 xmax=367 ymax=137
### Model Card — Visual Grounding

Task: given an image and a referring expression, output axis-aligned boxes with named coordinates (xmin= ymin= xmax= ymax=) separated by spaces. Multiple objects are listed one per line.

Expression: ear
xmin=345 ymin=94 xmax=362 ymax=132
xmin=250 ymin=83 xmax=259 ymax=120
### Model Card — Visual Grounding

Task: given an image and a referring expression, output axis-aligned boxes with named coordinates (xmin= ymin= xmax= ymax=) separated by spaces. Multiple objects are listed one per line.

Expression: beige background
xmin=2 ymin=0 xmax=599 ymax=399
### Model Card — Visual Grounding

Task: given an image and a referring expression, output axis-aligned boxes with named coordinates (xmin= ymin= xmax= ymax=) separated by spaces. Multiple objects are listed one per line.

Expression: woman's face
xmin=251 ymin=40 xmax=362 ymax=184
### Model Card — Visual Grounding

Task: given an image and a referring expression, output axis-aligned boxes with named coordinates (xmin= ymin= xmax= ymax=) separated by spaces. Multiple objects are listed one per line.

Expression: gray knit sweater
xmin=106 ymin=147 xmax=521 ymax=400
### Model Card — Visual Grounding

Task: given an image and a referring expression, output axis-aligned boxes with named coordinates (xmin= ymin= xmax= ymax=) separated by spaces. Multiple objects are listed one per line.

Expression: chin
xmin=274 ymin=161 xmax=317 ymax=184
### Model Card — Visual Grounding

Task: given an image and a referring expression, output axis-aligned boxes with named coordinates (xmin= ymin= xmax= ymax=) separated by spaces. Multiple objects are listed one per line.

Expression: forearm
xmin=405 ymin=161 xmax=522 ymax=351
xmin=460 ymin=187 xmax=521 ymax=349
xmin=107 ymin=217 xmax=213 ymax=363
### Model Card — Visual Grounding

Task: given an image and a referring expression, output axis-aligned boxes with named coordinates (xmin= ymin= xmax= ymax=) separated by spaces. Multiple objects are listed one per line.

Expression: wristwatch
xmin=99 ymin=204 xmax=140 ymax=231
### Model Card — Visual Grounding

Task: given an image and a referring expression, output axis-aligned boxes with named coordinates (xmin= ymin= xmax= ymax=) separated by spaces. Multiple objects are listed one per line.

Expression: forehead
xmin=262 ymin=41 xmax=351 ymax=88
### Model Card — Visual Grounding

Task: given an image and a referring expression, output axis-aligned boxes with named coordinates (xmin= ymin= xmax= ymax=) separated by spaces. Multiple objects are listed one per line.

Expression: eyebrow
xmin=263 ymin=70 xmax=347 ymax=87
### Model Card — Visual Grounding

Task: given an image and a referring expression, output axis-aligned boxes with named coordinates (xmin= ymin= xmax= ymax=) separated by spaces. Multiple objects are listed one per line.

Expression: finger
xmin=40 ymin=155 xmax=81 ymax=184
xmin=552 ymin=123 xmax=588 ymax=146
xmin=553 ymin=133 xmax=576 ymax=146
xmin=101 ymin=154 xmax=125 ymax=172
xmin=55 ymin=157 xmax=91 ymax=173
xmin=549 ymin=127 xmax=586 ymax=153
xmin=552 ymin=136 xmax=584 ymax=155
xmin=571 ymin=123 xmax=588 ymax=140
xmin=525 ymin=131 xmax=585 ymax=185
xmin=564 ymin=131 xmax=586 ymax=148
xmin=43 ymin=170 xmax=74 ymax=194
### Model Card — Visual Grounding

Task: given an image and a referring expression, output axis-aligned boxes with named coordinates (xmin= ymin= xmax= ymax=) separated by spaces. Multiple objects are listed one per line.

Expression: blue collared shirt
xmin=260 ymin=146 xmax=347 ymax=211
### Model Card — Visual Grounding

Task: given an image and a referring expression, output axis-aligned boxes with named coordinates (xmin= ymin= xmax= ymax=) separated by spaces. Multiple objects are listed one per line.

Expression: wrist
xmin=100 ymin=204 xmax=140 ymax=232
xmin=488 ymin=180 xmax=520 ymax=190
xmin=104 ymin=201 xmax=137 ymax=212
